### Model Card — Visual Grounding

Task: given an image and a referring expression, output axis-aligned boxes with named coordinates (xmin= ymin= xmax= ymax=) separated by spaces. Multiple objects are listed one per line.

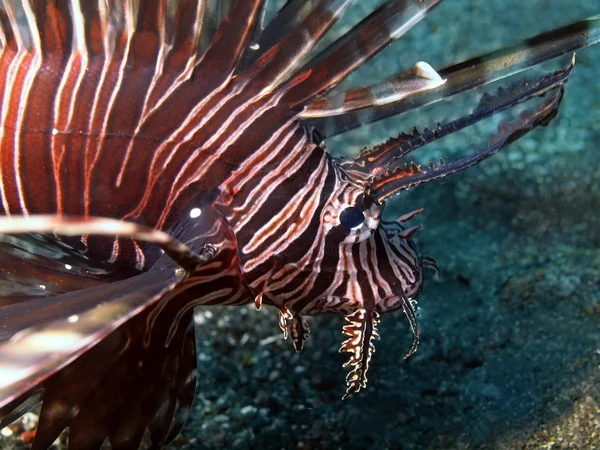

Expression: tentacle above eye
xmin=396 ymin=207 xmax=424 ymax=223
xmin=371 ymin=76 xmax=567 ymax=202
xmin=398 ymin=225 xmax=421 ymax=240
xmin=344 ymin=57 xmax=574 ymax=179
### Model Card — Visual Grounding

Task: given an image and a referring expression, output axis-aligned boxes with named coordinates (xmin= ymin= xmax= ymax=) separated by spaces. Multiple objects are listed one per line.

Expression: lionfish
xmin=0 ymin=0 xmax=597 ymax=448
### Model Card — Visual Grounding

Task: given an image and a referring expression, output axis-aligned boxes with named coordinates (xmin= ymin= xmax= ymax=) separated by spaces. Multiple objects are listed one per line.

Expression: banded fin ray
xmin=300 ymin=61 xmax=445 ymax=119
xmin=247 ymin=0 xmax=355 ymax=93
xmin=200 ymin=0 xmax=235 ymax=53
xmin=238 ymin=0 xmax=319 ymax=71
xmin=302 ymin=16 xmax=600 ymax=136
xmin=195 ymin=0 xmax=264 ymax=81
xmin=286 ymin=0 xmax=442 ymax=106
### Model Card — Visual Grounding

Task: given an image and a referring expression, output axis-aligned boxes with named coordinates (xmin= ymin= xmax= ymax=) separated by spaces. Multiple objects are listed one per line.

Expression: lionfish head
xmin=259 ymin=162 xmax=437 ymax=399
xmin=319 ymin=169 xmax=426 ymax=314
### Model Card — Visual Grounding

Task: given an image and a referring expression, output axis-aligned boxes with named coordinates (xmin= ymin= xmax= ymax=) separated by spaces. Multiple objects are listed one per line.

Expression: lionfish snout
xmin=292 ymin=168 xmax=430 ymax=398
xmin=326 ymin=206 xmax=437 ymax=399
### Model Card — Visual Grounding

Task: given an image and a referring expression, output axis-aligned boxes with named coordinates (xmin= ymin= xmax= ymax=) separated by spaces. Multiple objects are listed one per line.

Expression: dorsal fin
xmin=238 ymin=0 xmax=318 ymax=71
xmin=244 ymin=0 xmax=354 ymax=93
xmin=300 ymin=61 xmax=445 ymax=119
xmin=201 ymin=0 xmax=235 ymax=48
xmin=0 ymin=1 xmax=254 ymax=71
xmin=285 ymin=0 xmax=441 ymax=106
xmin=166 ymin=0 xmax=207 ymax=63
xmin=32 ymin=1 xmax=70 ymax=54
xmin=302 ymin=16 xmax=600 ymax=137
xmin=0 ymin=1 xmax=26 ymax=51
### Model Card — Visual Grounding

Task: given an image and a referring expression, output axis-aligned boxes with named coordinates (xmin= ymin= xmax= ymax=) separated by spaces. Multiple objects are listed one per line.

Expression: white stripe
xmin=50 ymin=52 xmax=79 ymax=215
xmin=13 ymin=50 xmax=41 ymax=214
xmin=242 ymin=155 xmax=327 ymax=261
xmin=70 ymin=0 xmax=88 ymax=56
xmin=85 ymin=20 xmax=134 ymax=216
xmin=0 ymin=47 xmax=27 ymax=214
xmin=119 ymin=76 xmax=234 ymax=192
xmin=232 ymin=133 xmax=310 ymax=233
xmin=156 ymin=88 xmax=287 ymax=228
xmin=225 ymin=117 xmax=297 ymax=195
xmin=22 ymin=0 xmax=41 ymax=54
xmin=367 ymin=235 xmax=393 ymax=298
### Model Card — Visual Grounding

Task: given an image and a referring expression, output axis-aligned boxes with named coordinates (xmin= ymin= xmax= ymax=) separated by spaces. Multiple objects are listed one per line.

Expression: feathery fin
xmin=279 ymin=306 xmax=310 ymax=352
xmin=372 ymin=84 xmax=566 ymax=201
xmin=0 ymin=265 xmax=185 ymax=416
xmin=396 ymin=288 xmax=420 ymax=359
xmin=340 ymin=309 xmax=380 ymax=399
xmin=349 ymin=56 xmax=574 ymax=185
xmin=0 ymin=211 xmax=227 ymax=448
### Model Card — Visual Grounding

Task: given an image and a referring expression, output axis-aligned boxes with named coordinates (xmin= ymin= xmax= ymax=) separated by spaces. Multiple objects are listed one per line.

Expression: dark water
xmin=171 ymin=2 xmax=600 ymax=449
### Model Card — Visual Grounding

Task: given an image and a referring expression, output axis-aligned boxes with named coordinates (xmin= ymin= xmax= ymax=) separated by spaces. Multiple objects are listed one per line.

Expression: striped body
xmin=0 ymin=1 xmax=598 ymax=448
xmin=0 ymin=1 xmax=424 ymax=315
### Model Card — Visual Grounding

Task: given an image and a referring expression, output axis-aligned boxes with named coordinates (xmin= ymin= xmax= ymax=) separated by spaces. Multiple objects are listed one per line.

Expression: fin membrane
xmin=340 ymin=309 xmax=380 ymax=399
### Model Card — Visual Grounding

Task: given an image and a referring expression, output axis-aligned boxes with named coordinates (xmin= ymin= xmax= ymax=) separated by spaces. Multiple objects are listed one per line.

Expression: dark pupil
xmin=340 ymin=207 xmax=365 ymax=229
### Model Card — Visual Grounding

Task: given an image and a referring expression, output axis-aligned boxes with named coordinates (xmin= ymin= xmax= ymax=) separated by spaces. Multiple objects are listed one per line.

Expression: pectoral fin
xmin=0 ymin=213 xmax=224 ymax=449
xmin=0 ymin=264 xmax=185 ymax=413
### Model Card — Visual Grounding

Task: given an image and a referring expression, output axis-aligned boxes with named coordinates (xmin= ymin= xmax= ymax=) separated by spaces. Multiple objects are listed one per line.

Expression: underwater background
xmin=1 ymin=0 xmax=599 ymax=449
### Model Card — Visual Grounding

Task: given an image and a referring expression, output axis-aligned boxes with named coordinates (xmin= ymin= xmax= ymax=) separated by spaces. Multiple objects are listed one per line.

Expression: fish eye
xmin=339 ymin=206 xmax=365 ymax=229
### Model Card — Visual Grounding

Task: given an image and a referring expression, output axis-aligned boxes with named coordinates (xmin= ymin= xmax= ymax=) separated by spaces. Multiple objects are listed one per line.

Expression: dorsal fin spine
xmin=22 ymin=0 xmax=41 ymax=54
xmin=69 ymin=0 xmax=87 ymax=56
